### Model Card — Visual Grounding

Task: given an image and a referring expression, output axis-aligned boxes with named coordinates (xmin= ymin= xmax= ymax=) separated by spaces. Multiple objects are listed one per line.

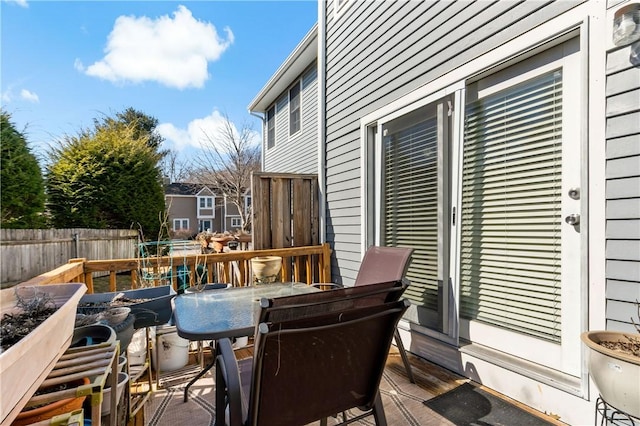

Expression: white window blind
xmin=383 ymin=108 xmax=439 ymax=311
xmin=461 ymin=70 xmax=563 ymax=342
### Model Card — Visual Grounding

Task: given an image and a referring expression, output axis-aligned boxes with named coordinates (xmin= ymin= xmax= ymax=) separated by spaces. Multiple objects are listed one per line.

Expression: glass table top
xmin=172 ymin=282 xmax=318 ymax=340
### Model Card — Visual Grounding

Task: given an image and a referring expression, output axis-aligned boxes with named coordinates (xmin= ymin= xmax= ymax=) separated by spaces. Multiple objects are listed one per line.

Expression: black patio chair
xmin=215 ymin=298 xmax=410 ymax=426
xmin=314 ymin=245 xmax=416 ymax=383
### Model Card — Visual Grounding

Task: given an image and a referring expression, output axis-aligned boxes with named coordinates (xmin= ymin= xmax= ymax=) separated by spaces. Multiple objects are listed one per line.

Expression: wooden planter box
xmin=0 ymin=283 xmax=86 ymax=425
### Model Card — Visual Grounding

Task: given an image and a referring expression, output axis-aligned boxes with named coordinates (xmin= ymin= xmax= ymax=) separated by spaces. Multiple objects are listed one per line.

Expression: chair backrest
xmin=258 ymin=279 xmax=407 ymax=324
xmin=354 ymin=246 xmax=414 ymax=286
xmin=249 ymin=299 xmax=410 ymax=426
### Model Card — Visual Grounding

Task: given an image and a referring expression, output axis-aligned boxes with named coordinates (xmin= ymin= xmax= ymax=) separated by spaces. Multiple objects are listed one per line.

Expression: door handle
xmin=565 ymin=214 xmax=580 ymax=225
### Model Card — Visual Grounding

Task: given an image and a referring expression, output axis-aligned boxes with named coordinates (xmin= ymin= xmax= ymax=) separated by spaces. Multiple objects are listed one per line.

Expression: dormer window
xmin=199 ymin=196 xmax=213 ymax=208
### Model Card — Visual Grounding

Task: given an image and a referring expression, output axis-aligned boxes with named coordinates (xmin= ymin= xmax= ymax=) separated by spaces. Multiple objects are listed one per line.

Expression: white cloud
xmin=157 ymin=110 xmax=260 ymax=153
xmin=20 ymin=89 xmax=39 ymax=103
xmin=82 ymin=5 xmax=233 ymax=89
xmin=4 ymin=0 xmax=28 ymax=8
xmin=1 ymin=90 xmax=12 ymax=104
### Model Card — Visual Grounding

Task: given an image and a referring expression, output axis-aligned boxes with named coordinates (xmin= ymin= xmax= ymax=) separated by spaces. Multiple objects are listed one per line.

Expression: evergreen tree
xmin=0 ymin=112 xmax=46 ymax=228
xmin=46 ymin=117 xmax=165 ymax=238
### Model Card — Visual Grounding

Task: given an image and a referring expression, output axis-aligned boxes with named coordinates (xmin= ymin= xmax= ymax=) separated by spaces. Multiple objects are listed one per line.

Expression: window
xmin=373 ymin=97 xmax=454 ymax=335
xmin=267 ymin=106 xmax=275 ymax=148
xmin=173 ymin=219 xmax=189 ymax=230
xmin=199 ymin=196 xmax=213 ymax=208
xmin=231 ymin=217 xmax=242 ymax=228
xmin=289 ymin=82 xmax=301 ymax=135
xmin=245 ymin=195 xmax=252 ymax=214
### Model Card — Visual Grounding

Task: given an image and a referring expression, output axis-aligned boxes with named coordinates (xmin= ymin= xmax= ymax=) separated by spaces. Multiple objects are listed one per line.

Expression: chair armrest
xmin=216 ymin=338 xmax=244 ymax=426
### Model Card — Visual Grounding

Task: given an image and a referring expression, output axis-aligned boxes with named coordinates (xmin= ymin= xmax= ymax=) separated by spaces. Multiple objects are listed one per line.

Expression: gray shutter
xmin=461 ymin=70 xmax=563 ymax=342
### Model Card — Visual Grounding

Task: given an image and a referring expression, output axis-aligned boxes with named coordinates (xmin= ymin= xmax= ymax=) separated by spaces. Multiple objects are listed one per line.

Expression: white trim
xmin=318 ymin=0 xmax=327 ymax=245
xmin=173 ymin=218 xmax=189 ymax=231
xmin=288 ymin=79 xmax=302 ymax=137
xmin=248 ymin=24 xmax=318 ymax=112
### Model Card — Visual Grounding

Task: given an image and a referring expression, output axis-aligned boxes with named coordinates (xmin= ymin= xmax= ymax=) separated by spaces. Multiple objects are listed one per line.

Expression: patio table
xmin=171 ymin=282 xmax=319 ymax=403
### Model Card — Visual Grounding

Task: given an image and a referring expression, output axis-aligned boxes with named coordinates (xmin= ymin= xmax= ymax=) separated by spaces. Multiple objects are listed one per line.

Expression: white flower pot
xmin=581 ymin=330 xmax=640 ymax=418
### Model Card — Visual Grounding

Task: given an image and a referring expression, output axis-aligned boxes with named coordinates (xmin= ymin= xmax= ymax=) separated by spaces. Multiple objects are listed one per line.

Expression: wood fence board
xmin=251 ymin=172 xmax=319 ymax=252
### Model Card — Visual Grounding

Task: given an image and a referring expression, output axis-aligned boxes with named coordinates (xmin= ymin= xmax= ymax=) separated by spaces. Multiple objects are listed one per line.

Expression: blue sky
xmin=1 ymin=0 xmax=317 ymax=164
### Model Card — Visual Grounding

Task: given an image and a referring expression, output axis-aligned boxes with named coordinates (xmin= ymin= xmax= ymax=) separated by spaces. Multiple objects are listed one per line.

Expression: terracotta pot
xmin=211 ymin=236 xmax=234 ymax=253
xmin=581 ymin=330 xmax=640 ymax=418
xmin=251 ymin=256 xmax=282 ymax=284
xmin=13 ymin=377 xmax=90 ymax=426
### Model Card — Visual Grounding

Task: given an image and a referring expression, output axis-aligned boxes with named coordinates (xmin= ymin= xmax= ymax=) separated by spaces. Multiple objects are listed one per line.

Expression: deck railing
xmin=19 ymin=243 xmax=332 ymax=293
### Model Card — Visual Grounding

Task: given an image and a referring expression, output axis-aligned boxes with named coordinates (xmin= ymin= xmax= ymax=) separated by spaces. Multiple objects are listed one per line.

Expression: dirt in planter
xmin=0 ymin=291 xmax=57 ymax=352
xmin=600 ymin=335 xmax=640 ymax=358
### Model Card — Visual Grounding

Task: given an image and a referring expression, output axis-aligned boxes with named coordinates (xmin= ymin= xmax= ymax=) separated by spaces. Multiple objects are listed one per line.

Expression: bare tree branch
xmin=190 ymin=112 xmax=260 ymax=232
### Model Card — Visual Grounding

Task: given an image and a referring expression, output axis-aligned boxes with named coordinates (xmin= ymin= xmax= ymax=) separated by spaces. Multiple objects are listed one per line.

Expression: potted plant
xmin=0 ymin=283 xmax=86 ymax=425
xmin=581 ymin=302 xmax=640 ymax=418
xmin=251 ymin=256 xmax=282 ymax=284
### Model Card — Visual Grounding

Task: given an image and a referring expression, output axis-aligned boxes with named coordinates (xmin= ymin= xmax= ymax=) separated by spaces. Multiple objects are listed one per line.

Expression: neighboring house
xmin=248 ymin=24 xmax=319 ymax=174
xmin=164 ymin=183 xmax=250 ymax=236
xmin=249 ymin=1 xmax=640 ymax=424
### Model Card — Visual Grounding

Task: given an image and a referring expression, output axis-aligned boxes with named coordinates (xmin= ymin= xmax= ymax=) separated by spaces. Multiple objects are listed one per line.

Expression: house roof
xmin=165 ymin=182 xmax=212 ymax=196
xmin=247 ymin=23 xmax=318 ymax=113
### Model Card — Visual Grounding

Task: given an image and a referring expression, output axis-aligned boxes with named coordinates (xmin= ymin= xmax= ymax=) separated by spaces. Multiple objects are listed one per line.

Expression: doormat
xmin=423 ymin=382 xmax=555 ymax=426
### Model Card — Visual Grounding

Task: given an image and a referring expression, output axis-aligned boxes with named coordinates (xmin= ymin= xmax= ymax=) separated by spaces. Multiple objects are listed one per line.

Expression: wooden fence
xmin=19 ymin=244 xmax=332 ymax=293
xmin=1 ymin=229 xmax=139 ymax=287
xmin=252 ymin=172 xmax=319 ymax=250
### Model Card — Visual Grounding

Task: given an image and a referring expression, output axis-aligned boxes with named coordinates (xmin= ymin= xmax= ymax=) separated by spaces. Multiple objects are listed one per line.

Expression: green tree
xmin=94 ymin=107 xmax=165 ymax=151
xmin=46 ymin=119 xmax=165 ymax=238
xmin=0 ymin=111 xmax=46 ymax=228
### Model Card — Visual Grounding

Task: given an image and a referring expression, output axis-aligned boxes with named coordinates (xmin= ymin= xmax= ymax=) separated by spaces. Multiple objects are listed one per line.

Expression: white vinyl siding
xmin=264 ymin=65 xmax=318 ymax=174
xmin=323 ymin=0 xmax=582 ymax=284
xmin=605 ymin=42 xmax=640 ymax=333
xmin=461 ymin=71 xmax=564 ymax=343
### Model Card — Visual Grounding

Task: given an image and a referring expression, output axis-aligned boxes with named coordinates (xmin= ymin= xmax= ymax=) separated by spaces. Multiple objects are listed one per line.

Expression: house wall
xmin=605 ymin=40 xmax=640 ymax=332
xmin=264 ymin=64 xmax=318 ymax=174
xmin=323 ymin=0 xmax=586 ymax=284
xmin=166 ymin=195 xmax=198 ymax=234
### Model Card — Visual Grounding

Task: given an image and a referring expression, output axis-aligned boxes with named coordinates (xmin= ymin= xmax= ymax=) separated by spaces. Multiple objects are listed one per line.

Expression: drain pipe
xmin=249 ymin=111 xmax=266 ymax=170
xmin=317 ymin=2 xmax=327 ymax=244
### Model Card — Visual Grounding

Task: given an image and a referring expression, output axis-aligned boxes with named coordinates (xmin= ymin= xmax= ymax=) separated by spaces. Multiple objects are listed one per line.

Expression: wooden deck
xmin=146 ymin=343 xmax=567 ymax=426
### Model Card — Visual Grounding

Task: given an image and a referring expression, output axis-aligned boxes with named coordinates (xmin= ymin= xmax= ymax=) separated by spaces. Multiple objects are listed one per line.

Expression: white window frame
xmin=267 ymin=106 xmax=276 ymax=149
xmin=360 ymin=30 xmax=587 ymax=379
xmin=231 ymin=217 xmax=242 ymax=228
xmin=289 ymin=80 xmax=302 ymax=136
xmin=173 ymin=218 xmax=189 ymax=231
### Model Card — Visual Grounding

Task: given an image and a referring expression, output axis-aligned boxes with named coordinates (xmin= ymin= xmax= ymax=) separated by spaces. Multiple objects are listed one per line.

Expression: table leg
xmin=184 ymin=359 xmax=215 ymax=402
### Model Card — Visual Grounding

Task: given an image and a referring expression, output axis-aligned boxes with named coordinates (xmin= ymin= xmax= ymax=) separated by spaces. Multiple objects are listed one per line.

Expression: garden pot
xmin=0 ymin=283 xmax=86 ymax=426
xmin=152 ymin=325 xmax=189 ymax=372
xmin=251 ymin=256 xmax=282 ymax=284
xmin=12 ymin=377 xmax=90 ymax=426
xmin=101 ymin=372 xmax=128 ymax=416
xmin=581 ymin=330 xmax=640 ymax=418
xmin=78 ymin=285 xmax=176 ymax=329
xmin=70 ymin=324 xmax=116 ymax=348
xmin=211 ymin=236 xmax=235 ymax=253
